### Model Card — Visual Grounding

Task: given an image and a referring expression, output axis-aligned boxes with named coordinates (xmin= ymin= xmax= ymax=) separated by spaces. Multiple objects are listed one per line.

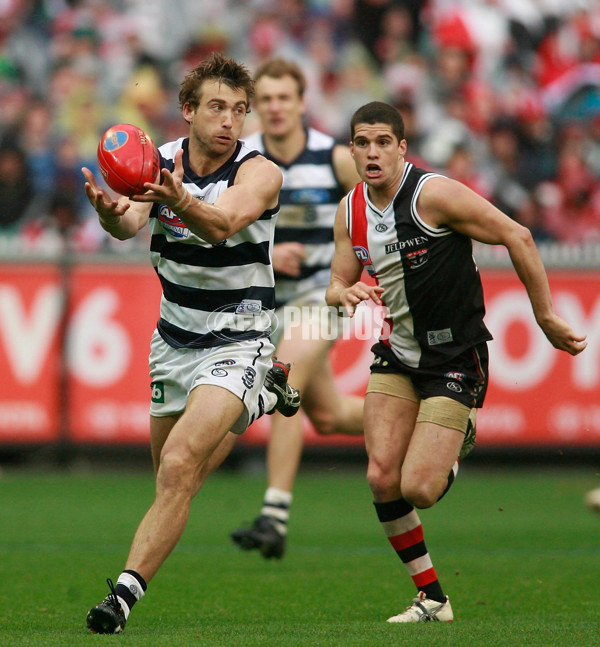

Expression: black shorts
xmin=370 ymin=341 xmax=489 ymax=409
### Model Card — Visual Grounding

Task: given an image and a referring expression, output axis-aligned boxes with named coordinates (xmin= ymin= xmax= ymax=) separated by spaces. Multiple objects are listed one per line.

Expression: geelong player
xmin=230 ymin=59 xmax=363 ymax=560
xmin=326 ymin=101 xmax=587 ymax=622
xmin=81 ymin=53 xmax=300 ymax=634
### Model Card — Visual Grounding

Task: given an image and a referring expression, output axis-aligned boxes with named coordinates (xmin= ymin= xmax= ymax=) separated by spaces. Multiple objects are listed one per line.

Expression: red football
xmin=97 ymin=124 xmax=160 ymax=196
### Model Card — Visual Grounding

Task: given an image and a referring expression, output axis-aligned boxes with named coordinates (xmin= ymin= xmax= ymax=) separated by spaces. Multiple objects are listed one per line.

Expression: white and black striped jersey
xmin=243 ymin=128 xmax=346 ymax=307
xmin=149 ymin=138 xmax=278 ymax=349
xmin=346 ymin=163 xmax=492 ymax=368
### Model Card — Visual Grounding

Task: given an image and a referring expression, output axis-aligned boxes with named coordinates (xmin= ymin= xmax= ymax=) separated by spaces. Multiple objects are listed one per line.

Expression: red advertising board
xmin=242 ymin=270 xmax=600 ymax=448
xmin=0 ymin=264 xmax=63 ymax=442
xmin=477 ymin=271 xmax=599 ymax=447
xmin=66 ymin=264 xmax=161 ymax=444
xmin=0 ymin=263 xmax=598 ymax=447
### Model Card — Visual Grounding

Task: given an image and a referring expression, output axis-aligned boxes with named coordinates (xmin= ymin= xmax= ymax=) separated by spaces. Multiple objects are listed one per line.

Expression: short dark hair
xmin=178 ymin=52 xmax=254 ymax=111
xmin=253 ymin=58 xmax=306 ymax=98
xmin=350 ymin=101 xmax=405 ymax=142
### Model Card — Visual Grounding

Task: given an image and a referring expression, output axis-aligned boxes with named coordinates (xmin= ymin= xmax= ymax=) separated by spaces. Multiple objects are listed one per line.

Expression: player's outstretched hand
xmin=540 ymin=313 xmax=587 ymax=356
xmin=81 ymin=167 xmax=130 ymax=220
xmin=340 ymin=282 xmax=384 ymax=317
xmin=132 ymin=148 xmax=185 ymax=207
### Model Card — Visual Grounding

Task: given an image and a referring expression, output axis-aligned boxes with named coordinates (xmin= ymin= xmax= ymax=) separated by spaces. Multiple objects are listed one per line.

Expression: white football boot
xmin=387 ymin=591 xmax=454 ymax=623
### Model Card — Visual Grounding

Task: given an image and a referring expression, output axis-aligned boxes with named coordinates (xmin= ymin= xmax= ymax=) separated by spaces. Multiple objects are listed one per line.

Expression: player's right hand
xmin=272 ymin=242 xmax=307 ymax=277
xmin=81 ymin=167 xmax=130 ymax=221
xmin=340 ymin=282 xmax=384 ymax=317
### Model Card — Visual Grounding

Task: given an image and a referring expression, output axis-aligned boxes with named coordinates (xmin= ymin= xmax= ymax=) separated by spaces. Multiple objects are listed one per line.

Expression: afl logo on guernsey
xmin=158 ymin=204 xmax=189 ymax=238
xmin=353 ymin=245 xmax=376 ymax=277
xmin=103 ymin=130 xmax=129 ymax=151
xmin=353 ymin=246 xmax=371 ymax=265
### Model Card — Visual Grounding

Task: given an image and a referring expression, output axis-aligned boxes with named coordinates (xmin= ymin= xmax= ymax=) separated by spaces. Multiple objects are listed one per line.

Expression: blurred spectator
xmin=0 ymin=0 xmax=598 ymax=250
xmin=20 ymin=100 xmax=56 ymax=197
xmin=0 ymin=140 xmax=33 ymax=230
xmin=445 ymin=143 xmax=493 ymax=201
xmin=538 ymin=125 xmax=600 ymax=243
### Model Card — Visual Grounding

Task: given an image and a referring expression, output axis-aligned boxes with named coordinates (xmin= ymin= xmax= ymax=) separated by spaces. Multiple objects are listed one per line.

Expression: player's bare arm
xmin=137 ymin=151 xmax=282 ymax=244
xmin=418 ymin=177 xmax=587 ymax=356
xmin=326 ymin=200 xmax=384 ymax=316
xmin=81 ymin=166 xmax=151 ymax=240
xmin=332 ymin=144 xmax=361 ymax=193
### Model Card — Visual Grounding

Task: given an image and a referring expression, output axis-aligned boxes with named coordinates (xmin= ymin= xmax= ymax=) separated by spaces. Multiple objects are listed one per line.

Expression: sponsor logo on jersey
xmin=427 ymin=328 xmax=453 ymax=346
xmin=385 ymin=235 xmax=429 ymax=254
xmin=158 ymin=204 xmax=189 ymax=238
xmin=375 ymin=223 xmax=388 ymax=232
xmin=289 ymin=188 xmax=330 ymax=204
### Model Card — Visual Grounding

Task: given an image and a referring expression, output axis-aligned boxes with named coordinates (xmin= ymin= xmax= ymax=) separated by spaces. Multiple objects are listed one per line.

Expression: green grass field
xmin=1 ymin=462 xmax=599 ymax=646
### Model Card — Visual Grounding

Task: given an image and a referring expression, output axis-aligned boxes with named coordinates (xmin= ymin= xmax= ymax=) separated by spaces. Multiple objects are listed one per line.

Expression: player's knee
xmin=157 ymin=449 xmax=195 ymax=494
xmin=401 ymin=477 xmax=442 ymax=509
xmin=308 ymin=409 xmax=337 ymax=436
xmin=366 ymin=459 xmax=400 ymax=500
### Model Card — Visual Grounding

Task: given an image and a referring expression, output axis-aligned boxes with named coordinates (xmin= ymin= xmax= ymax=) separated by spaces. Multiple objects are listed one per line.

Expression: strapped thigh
xmin=367 ymin=372 xmax=419 ymax=402
xmin=417 ymin=396 xmax=473 ymax=434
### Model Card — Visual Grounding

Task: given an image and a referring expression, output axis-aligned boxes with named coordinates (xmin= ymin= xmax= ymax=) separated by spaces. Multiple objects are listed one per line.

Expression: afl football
xmin=97 ymin=124 xmax=160 ymax=196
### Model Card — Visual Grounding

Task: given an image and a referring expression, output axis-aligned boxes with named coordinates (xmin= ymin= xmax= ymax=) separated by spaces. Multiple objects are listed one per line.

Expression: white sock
xmin=261 ymin=487 xmax=292 ymax=536
xmin=115 ymin=572 xmax=145 ymax=620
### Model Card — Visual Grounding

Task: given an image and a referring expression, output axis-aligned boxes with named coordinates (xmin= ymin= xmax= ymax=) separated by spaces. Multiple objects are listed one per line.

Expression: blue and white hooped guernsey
xmin=149 ymin=138 xmax=278 ymax=349
xmin=243 ymin=128 xmax=346 ymax=308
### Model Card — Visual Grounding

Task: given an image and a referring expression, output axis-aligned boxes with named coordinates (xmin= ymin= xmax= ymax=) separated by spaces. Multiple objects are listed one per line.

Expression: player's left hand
xmin=132 ymin=148 xmax=186 ymax=208
xmin=540 ymin=314 xmax=587 ymax=355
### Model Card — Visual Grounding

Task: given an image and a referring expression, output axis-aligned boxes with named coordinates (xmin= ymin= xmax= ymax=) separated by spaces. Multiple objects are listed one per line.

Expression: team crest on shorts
xmin=242 ymin=366 xmax=256 ymax=389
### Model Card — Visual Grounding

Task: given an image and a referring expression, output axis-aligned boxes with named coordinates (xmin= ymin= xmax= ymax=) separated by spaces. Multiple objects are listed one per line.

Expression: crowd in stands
xmin=1 ymin=0 xmax=599 ymax=255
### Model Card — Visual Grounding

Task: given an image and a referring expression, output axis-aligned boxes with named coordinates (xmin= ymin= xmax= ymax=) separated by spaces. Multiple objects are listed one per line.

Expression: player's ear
xmin=182 ymin=102 xmax=195 ymax=124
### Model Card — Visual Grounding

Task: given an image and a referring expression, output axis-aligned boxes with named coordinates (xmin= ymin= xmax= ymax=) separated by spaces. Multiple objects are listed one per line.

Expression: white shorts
xmin=148 ymin=330 xmax=276 ymax=434
xmin=271 ymin=285 xmax=340 ymax=348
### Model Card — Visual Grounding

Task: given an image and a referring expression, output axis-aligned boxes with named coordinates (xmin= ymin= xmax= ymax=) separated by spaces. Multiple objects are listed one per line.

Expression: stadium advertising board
xmin=0 ymin=264 xmax=597 ymax=447
xmin=65 ymin=265 xmax=160 ymax=444
xmin=0 ymin=264 xmax=63 ymax=442
xmin=244 ymin=271 xmax=599 ymax=448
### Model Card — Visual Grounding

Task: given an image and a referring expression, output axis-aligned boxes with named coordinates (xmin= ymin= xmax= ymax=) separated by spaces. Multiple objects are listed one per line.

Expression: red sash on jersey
xmin=350 ymin=182 xmax=369 ymax=252
xmin=349 ymin=183 xmax=393 ymax=347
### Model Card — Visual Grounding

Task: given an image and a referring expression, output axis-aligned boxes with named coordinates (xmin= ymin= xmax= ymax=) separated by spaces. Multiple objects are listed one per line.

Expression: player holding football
xmin=229 ymin=59 xmax=363 ymax=560
xmin=326 ymin=101 xmax=587 ymax=622
xmin=81 ymin=53 xmax=300 ymax=634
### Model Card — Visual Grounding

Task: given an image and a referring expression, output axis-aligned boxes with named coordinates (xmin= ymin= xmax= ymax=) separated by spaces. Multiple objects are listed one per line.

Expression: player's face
xmin=350 ymin=123 xmax=407 ymax=189
xmin=254 ymin=75 xmax=305 ymax=139
xmin=185 ymin=79 xmax=248 ymax=156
